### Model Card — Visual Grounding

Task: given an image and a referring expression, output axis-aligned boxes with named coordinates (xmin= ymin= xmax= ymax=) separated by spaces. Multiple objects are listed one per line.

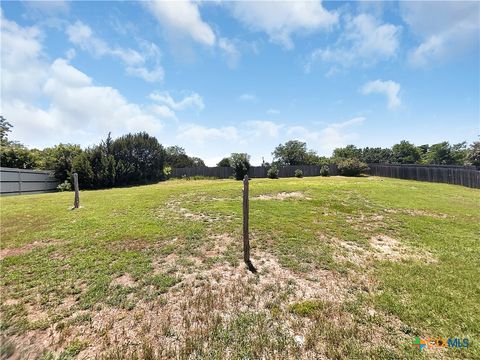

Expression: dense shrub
xmin=230 ymin=153 xmax=250 ymax=180
xmin=320 ymin=165 xmax=329 ymax=177
xmin=0 ymin=145 xmax=37 ymax=169
xmin=337 ymin=159 xmax=369 ymax=177
xmin=111 ymin=132 xmax=165 ymax=185
xmin=57 ymin=180 xmax=72 ymax=192
xmin=267 ymin=165 xmax=279 ymax=179
xmin=163 ymin=165 xmax=172 ymax=179
xmin=71 ymin=132 xmax=165 ymax=189
xmin=71 ymin=151 xmax=94 ymax=189
xmin=294 ymin=169 xmax=303 ymax=178
xmin=41 ymin=144 xmax=82 ymax=182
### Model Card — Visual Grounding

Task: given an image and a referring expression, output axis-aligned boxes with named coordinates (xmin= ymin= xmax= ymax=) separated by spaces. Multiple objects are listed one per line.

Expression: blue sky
xmin=1 ymin=1 xmax=479 ymax=165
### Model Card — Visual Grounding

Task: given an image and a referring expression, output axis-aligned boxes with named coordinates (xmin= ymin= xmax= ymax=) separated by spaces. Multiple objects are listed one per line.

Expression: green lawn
xmin=1 ymin=176 xmax=479 ymax=359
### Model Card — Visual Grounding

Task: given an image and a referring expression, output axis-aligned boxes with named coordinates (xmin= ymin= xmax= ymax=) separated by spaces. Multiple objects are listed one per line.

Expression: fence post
xmin=243 ymin=174 xmax=250 ymax=263
xmin=18 ymin=170 xmax=22 ymax=195
xmin=73 ymin=173 xmax=80 ymax=209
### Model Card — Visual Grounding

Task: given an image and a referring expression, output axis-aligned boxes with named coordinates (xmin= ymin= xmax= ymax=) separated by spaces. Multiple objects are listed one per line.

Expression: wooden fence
xmin=171 ymin=164 xmax=338 ymax=179
xmin=367 ymin=163 xmax=480 ymax=189
xmin=171 ymin=163 xmax=479 ymax=188
xmin=0 ymin=167 xmax=59 ymax=195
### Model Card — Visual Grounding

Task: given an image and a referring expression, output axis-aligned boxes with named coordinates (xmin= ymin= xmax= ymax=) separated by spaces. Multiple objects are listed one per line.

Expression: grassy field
xmin=1 ymin=176 xmax=479 ymax=359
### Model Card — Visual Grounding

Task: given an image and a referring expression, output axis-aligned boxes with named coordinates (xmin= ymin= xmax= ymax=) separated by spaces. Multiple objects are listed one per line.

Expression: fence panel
xmin=367 ymin=164 xmax=480 ymax=189
xmin=0 ymin=167 xmax=59 ymax=195
xmin=171 ymin=164 xmax=338 ymax=179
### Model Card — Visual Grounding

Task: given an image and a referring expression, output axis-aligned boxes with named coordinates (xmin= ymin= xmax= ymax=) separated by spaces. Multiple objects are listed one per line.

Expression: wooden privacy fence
xmin=367 ymin=163 xmax=480 ymax=189
xmin=171 ymin=164 xmax=339 ymax=179
xmin=0 ymin=167 xmax=59 ymax=195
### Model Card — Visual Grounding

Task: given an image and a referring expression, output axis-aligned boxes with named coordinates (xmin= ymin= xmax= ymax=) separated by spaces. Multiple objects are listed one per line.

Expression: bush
xmin=320 ymin=165 xmax=329 ymax=177
xmin=294 ymin=169 xmax=303 ymax=178
xmin=163 ymin=165 xmax=172 ymax=179
xmin=57 ymin=180 xmax=72 ymax=192
xmin=267 ymin=165 xmax=279 ymax=179
xmin=0 ymin=144 xmax=38 ymax=169
xmin=337 ymin=158 xmax=369 ymax=177
xmin=230 ymin=153 xmax=250 ymax=180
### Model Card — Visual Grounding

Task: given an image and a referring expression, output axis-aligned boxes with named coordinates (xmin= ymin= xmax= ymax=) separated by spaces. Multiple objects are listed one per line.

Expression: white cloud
xmin=66 ymin=21 xmax=164 ymax=82
xmin=287 ymin=117 xmax=365 ymax=154
xmin=0 ymin=12 xmax=47 ymax=102
xmin=230 ymin=1 xmax=338 ymax=49
xmin=245 ymin=121 xmax=283 ymax=138
xmin=177 ymin=124 xmax=239 ymax=144
xmin=149 ymin=91 xmax=204 ymax=111
xmin=266 ymin=108 xmax=280 ymax=115
xmin=305 ymin=13 xmax=400 ymax=72
xmin=144 ymin=0 xmax=215 ymax=46
xmin=1 ymin=13 xmax=164 ymax=148
xmin=149 ymin=104 xmax=177 ymax=120
xmin=401 ymin=2 xmax=479 ymax=67
xmin=218 ymin=37 xmax=241 ymax=69
xmin=361 ymin=80 xmax=401 ymax=109
xmin=238 ymin=93 xmax=257 ymax=102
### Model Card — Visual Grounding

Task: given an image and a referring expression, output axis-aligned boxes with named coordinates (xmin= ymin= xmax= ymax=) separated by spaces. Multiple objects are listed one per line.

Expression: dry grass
xmin=1 ymin=177 xmax=478 ymax=359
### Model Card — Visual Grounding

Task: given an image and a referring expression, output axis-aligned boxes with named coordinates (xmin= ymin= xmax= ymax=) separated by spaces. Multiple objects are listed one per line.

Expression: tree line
xmin=216 ymin=139 xmax=480 ymax=179
xmin=0 ymin=117 xmax=204 ymax=189
xmin=1 ymin=116 xmax=479 ymax=187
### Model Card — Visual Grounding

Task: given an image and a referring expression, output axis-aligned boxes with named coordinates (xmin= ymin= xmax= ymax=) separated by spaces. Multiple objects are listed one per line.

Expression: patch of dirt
xmin=345 ymin=213 xmax=386 ymax=231
xmin=5 ymin=233 xmax=418 ymax=359
xmin=110 ymin=274 xmax=136 ymax=288
xmin=0 ymin=240 xmax=58 ymax=260
xmin=156 ymin=198 xmax=235 ymax=224
xmin=6 ymin=244 xmax=354 ymax=359
xmin=203 ymin=233 xmax=235 ymax=258
xmin=333 ymin=235 xmax=437 ymax=266
xmin=3 ymin=298 xmax=20 ymax=306
xmin=254 ymin=192 xmax=311 ymax=200
xmin=384 ymin=208 xmax=449 ymax=219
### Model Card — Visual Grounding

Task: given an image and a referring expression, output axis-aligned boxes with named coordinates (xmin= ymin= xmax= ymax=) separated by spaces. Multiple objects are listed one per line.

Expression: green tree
xmin=421 ymin=141 xmax=467 ymax=165
xmin=230 ymin=153 xmax=250 ymax=180
xmin=112 ymin=132 xmax=165 ymax=185
xmin=332 ymin=145 xmax=362 ymax=160
xmin=165 ymin=146 xmax=205 ymax=168
xmin=71 ymin=151 xmax=94 ymax=189
xmin=391 ymin=141 xmax=421 ymax=164
xmin=217 ymin=157 xmax=231 ymax=167
xmin=466 ymin=141 xmax=480 ymax=166
xmin=41 ymin=144 xmax=82 ymax=182
xmin=0 ymin=117 xmax=37 ymax=169
xmin=0 ymin=145 xmax=37 ymax=169
xmin=273 ymin=140 xmax=321 ymax=165
xmin=190 ymin=157 xmax=205 ymax=167
xmin=360 ymin=147 xmax=393 ymax=163
xmin=0 ymin=116 xmax=13 ymax=146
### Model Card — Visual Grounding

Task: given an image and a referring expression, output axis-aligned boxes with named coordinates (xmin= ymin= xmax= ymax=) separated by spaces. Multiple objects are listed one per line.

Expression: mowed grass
xmin=0 ymin=176 xmax=479 ymax=359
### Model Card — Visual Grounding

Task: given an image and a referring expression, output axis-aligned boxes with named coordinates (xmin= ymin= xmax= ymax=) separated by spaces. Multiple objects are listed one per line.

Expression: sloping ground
xmin=1 ymin=177 xmax=479 ymax=359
